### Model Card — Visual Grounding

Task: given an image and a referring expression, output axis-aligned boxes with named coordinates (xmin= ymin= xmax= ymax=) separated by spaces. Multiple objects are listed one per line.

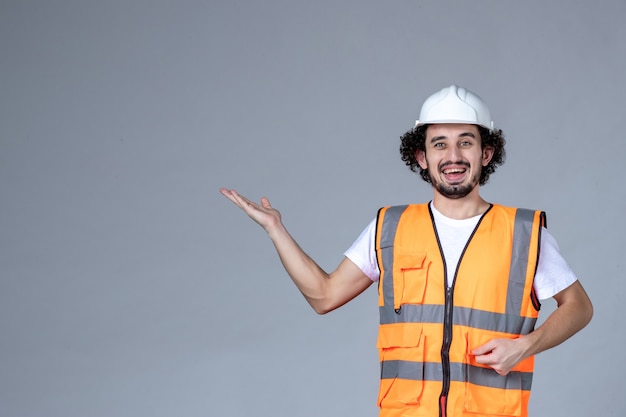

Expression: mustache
xmin=439 ymin=160 xmax=470 ymax=170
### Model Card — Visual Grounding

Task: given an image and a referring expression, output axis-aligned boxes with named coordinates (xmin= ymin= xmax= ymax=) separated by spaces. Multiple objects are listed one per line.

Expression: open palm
xmin=219 ymin=188 xmax=281 ymax=232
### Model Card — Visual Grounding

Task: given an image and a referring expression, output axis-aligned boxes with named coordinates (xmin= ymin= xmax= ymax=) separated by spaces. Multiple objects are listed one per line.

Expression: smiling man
xmin=220 ymin=85 xmax=593 ymax=417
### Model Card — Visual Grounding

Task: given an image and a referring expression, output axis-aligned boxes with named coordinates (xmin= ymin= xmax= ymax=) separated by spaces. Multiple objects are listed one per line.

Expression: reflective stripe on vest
xmin=381 ymin=360 xmax=533 ymax=391
xmin=375 ymin=203 xmax=544 ymax=417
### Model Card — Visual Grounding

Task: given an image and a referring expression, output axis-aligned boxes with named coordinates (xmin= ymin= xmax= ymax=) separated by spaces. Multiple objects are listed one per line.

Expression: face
xmin=416 ymin=124 xmax=494 ymax=199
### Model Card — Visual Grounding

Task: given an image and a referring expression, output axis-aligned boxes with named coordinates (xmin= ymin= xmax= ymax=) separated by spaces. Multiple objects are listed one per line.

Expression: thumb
xmin=260 ymin=197 xmax=272 ymax=209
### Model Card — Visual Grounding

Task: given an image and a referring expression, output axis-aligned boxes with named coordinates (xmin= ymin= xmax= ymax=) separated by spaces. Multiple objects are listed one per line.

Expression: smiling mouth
xmin=440 ymin=165 xmax=469 ymax=185
xmin=442 ymin=167 xmax=467 ymax=174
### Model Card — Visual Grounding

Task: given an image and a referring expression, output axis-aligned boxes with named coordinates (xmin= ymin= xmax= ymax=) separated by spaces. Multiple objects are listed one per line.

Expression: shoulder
xmin=377 ymin=203 xmax=429 ymax=221
xmin=490 ymin=203 xmax=542 ymax=213
xmin=489 ymin=204 xmax=547 ymax=224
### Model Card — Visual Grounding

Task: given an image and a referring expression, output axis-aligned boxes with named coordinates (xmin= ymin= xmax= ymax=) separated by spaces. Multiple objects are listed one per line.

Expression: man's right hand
xmin=219 ymin=188 xmax=281 ymax=234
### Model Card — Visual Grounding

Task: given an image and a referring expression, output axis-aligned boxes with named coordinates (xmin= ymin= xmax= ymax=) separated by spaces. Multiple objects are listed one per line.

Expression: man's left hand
xmin=471 ymin=338 xmax=527 ymax=376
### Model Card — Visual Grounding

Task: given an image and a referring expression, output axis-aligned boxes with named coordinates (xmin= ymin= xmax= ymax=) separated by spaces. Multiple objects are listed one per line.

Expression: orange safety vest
xmin=375 ymin=203 xmax=545 ymax=417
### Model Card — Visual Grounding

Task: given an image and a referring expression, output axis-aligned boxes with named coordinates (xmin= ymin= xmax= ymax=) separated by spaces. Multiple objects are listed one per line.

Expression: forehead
xmin=425 ymin=123 xmax=481 ymax=140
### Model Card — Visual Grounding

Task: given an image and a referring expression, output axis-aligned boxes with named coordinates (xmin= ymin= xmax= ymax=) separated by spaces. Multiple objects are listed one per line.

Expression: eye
xmin=433 ymin=142 xmax=445 ymax=149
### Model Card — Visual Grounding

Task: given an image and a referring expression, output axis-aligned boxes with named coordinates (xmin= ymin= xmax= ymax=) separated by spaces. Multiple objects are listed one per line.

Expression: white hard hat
xmin=415 ymin=85 xmax=494 ymax=130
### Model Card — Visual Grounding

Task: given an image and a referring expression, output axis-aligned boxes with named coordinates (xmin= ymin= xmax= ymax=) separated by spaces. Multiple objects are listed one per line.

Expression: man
xmin=220 ymin=85 xmax=592 ymax=417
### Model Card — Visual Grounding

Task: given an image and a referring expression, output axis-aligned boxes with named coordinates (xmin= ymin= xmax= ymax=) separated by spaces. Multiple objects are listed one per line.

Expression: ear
xmin=482 ymin=146 xmax=494 ymax=166
xmin=416 ymin=149 xmax=428 ymax=169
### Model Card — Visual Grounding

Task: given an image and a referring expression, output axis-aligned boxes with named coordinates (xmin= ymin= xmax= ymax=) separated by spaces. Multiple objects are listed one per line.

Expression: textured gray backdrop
xmin=1 ymin=1 xmax=624 ymax=416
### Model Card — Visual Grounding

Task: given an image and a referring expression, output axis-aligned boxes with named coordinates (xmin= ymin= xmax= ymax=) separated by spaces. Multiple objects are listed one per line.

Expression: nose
xmin=445 ymin=144 xmax=462 ymax=161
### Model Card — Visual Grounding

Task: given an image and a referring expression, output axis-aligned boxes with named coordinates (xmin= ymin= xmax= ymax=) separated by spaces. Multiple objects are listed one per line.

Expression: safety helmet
xmin=415 ymin=85 xmax=494 ymax=130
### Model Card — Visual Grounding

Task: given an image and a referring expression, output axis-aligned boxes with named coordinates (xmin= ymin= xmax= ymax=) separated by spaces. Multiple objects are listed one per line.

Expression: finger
xmin=231 ymin=190 xmax=262 ymax=210
xmin=230 ymin=193 xmax=260 ymax=214
xmin=472 ymin=353 xmax=492 ymax=365
xmin=219 ymin=188 xmax=242 ymax=206
xmin=471 ymin=341 xmax=495 ymax=356
xmin=260 ymin=197 xmax=272 ymax=209
xmin=220 ymin=189 xmax=247 ymax=209
xmin=220 ymin=188 xmax=256 ymax=212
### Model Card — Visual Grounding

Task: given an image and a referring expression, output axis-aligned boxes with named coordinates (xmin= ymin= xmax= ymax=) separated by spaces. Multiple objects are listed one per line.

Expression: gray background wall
xmin=1 ymin=1 xmax=624 ymax=416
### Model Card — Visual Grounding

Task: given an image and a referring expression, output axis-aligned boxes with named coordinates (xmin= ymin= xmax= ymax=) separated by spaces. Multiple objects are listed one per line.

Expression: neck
xmin=431 ymin=190 xmax=490 ymax=220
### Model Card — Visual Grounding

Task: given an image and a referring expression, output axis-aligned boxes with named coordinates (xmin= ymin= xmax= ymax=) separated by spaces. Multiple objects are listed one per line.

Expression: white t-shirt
xmin=344 ymin=203 xmax=577 ymax=300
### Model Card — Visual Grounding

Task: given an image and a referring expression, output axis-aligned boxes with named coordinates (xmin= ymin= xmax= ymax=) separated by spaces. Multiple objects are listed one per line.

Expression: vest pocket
xmin=377 ymin=325 xmax=425 ymax=408
xmin=464 ymin=334 xmax=523 ymax=416
xmin=394 ymin=249 xmax=430 ymax=309
xmin=464 ymin=372 xmax=522 ymax=416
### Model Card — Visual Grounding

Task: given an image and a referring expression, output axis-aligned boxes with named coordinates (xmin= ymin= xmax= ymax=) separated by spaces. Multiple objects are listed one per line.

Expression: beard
xmin=428 ymin=162 xmax=481 ymax=199
xmin=433 ymin=181 xmax=475 ymax=199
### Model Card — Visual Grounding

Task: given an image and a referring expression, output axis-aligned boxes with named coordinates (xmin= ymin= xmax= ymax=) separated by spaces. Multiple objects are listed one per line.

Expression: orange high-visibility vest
xmin=375 ymin=203 xmax=545 ymax=417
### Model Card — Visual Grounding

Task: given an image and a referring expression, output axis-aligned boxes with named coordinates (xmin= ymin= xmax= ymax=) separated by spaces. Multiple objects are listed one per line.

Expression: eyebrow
xmin=429 ymin=131 xmax=477 ymax=143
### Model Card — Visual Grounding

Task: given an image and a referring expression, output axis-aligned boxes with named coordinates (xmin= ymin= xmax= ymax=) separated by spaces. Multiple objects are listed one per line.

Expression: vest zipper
xmin=431 ymin=204 xmax=452 ymax=417
xmin=439 ymin=285 xmax=453 ymax=417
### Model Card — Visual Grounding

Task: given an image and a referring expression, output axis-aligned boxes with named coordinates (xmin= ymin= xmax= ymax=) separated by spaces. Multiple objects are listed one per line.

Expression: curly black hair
xmin=399 ymin=124 xmax=506 ymax=185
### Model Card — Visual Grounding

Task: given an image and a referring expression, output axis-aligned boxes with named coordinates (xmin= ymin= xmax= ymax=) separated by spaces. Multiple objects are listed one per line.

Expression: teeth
xmin=443 ymin=168 xmax=464 ymax=174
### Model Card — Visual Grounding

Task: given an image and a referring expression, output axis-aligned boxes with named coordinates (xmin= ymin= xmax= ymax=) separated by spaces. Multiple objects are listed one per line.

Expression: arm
xmin=220 ymin=188 xmax=373 ymax=314
xmin=472 ymin=280 xmax=593 ymax=375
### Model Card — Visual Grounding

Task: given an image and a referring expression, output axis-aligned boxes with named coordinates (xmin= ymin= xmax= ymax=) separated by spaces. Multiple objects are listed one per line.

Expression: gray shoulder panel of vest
xmin=376 ymin=205 xmax=409 ymax=248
